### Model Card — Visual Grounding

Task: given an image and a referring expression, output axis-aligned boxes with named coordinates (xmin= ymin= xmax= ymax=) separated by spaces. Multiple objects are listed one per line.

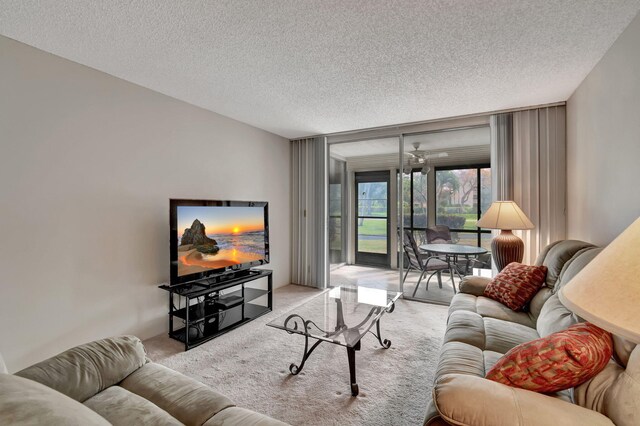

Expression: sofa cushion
xmin=484 ymin=317 xmax=540 ymax=354
xmin=483 ymin=262 xmax=547 ymax=311
xmin=448 ymin=293 xmax=479 ymax=315
xmin=555 ymin=247 xmax=602 ymax=289
xmin=575 ymin=362 xmax=625 ymax=415
xmin=444 ymin=310 xmax=486 ymax=349
xmin=120 ymin=362 xmax=234 ymax=426
xmin=476 ymin=297 xmax=536 ymax=328
xmin=84 ymin=386 xmax=182 ymax=425
xmin=536 ymin=294 xmax=581 ymax=337
xmin=612 ymin=335 xmax=637 ymax=367
xmin=436 ymin=343 xmax=533 ymax=381
xmin=204 ymin=407 xmax=289 ymax=426
xmin=535 ymin=240 xmax=595 ymax=289
xmin=528 ymin=287 xmax=553 ymax=321
xmin=0 ymin=374 xmax=110 ymax=425
xmin=433 ymin=374 xmax=614 ymax=426
xmin=575 ymin=345 xmax=640 ymax=426
xmin=449 ymin=293 xmax=535 ymax=328
xmin=486 ymin=323 xmax=613 ymax=393
xmin=15 ymin=336 xmax=146 ymax=403
xmin=536 ymin=247 xmax=601 ymax=337
xmin=436 ymin=342 xmax=486 ymax=378
xmin=483 ymin=350 xmax=504 ymax=373
xmin=445 ymin=310 xmax=539 ymax=353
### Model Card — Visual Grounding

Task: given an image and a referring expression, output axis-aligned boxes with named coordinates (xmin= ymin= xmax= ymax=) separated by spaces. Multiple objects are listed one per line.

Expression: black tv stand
xmin=159 ymin=269 xmax=272 ymax=350
xmin=202 ymin=268 xmax=259 ymax=285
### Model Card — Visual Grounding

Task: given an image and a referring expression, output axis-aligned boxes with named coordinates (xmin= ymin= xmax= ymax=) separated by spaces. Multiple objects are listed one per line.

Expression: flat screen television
xmin=170 ymin=199 xmax=269 ymax=285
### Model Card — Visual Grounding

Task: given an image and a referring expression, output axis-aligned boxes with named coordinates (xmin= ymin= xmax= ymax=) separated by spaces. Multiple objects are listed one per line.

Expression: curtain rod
xmin=297 ymin=101 xmax=566 ymax=140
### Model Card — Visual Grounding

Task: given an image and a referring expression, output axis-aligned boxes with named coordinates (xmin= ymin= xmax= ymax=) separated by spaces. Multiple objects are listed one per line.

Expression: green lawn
xmin=357 ymin=239 xmax=387 ymax=253
xmin=357 ymin=218 xmax=387 ymax=235
xmin=354 ymin=213 xmax=482 ymax=254
xmin=358 ymin=218 xmax=387 ymax=253
xmin=463 ymin=216 xmax=478 ymax=229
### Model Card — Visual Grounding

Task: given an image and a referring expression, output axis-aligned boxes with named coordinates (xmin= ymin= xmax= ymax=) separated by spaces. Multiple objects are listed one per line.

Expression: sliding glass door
xmin=400 ymin=126 xmax=492 ymax=304
xmin=327 ymin=137 xmax=401 ymax=291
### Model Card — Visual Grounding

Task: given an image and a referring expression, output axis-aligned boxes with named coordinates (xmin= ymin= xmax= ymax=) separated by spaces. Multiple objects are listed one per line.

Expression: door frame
xmin=354 ymin=170 xmax=391 ymax=267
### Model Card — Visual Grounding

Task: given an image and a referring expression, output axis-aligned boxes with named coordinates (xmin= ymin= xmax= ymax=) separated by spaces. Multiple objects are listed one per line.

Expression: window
xmin=329 ymin=183 xmax=342 ymax=251
xmin=402 ymin=170 xmax=430 ymax=245
xmin=356 ymin=171 xmax=391 ymax=267
xmin=357 ymin=181 xmax=389 ymax=254
xmin=435 ymin=166 xmax=491 ymax=248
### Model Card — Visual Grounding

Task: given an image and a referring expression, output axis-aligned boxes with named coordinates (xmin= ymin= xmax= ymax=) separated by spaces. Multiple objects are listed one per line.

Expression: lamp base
xmin=492 ymin=230 xmax=524 ymax=272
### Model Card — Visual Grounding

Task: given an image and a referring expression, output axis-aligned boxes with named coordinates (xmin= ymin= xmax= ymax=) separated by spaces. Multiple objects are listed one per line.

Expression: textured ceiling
xmin=1 ymin=1 xmax=639 ymax=138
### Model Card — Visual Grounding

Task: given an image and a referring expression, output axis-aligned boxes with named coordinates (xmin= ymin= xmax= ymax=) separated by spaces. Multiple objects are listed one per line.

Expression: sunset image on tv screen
xmin=176 ymin=206 xmax=266 ymax=276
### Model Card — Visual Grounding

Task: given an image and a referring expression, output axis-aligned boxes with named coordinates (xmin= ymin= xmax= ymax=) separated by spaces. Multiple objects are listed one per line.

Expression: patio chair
xmin=401 ymin=229 xmax=452 ymax=296
xmin=465 ymin=252 xmax=492 ymax=272
xmin=425 ymin=225 xmax=453 ymax=244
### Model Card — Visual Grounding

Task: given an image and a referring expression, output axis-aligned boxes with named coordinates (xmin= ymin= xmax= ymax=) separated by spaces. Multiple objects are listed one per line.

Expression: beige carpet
xmin=144 ymin=284 xmax=448 ymax=426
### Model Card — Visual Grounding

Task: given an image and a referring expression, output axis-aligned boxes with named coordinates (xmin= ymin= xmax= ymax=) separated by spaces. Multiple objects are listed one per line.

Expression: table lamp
xmin=559 ymin=217 xmax=640 ymax=343
xmin=476 ymin=201 xmax=534 ymax=271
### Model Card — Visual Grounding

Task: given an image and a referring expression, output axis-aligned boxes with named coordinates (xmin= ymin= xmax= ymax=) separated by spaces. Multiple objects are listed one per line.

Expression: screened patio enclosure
xmin=327 ymin=120 xmax=493 ymax=305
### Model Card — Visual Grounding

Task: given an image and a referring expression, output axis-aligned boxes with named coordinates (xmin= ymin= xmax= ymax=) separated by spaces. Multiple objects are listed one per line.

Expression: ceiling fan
xmin=404 ymin=143 xmax=448 ymax=174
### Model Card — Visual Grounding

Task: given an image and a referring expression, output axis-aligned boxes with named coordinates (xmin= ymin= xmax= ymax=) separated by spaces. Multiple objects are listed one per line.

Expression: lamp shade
xmin=476 ymin=201 xmax=534 ymax=230
xmin=559 ymin=217 xmax=640 ymax=344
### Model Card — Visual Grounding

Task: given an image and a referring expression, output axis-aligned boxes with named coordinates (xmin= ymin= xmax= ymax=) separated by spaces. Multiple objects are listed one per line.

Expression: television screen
xmin=170 ymin=200 xmax=269 ymax=284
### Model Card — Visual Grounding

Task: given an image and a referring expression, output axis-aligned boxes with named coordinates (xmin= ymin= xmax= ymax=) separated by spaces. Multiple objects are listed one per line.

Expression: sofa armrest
xmin=120 ymin=362 xmax=234 ymax=426
xmin=15 ymin=336 xmax=146 ymax=403
xmin=204 ymin=407 xmax=290 ymax=426
xmin=457 ymin=276 xmax=491 ymax=296
xmin=433 ymin=374 xmax=614 ymax=426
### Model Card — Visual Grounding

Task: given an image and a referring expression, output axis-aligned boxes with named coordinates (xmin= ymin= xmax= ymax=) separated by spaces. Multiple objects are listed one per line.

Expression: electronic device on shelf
xmin=169 ymin=199 xmax=269 ymax=286
xmin=213 ymin=294 xmax=244 ymax=310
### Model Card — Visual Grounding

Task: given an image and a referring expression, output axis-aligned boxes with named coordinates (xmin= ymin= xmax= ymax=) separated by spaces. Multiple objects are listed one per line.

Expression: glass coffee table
xmin=267 ymin=285 xmax=401 ymax=396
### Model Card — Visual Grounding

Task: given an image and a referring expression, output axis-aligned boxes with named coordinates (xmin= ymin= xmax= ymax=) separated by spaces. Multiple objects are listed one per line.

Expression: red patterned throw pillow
xmin=486 ymin=322 xmax=613 ymax=393
xmin=483 ymin=262 xmax=547 ymax=311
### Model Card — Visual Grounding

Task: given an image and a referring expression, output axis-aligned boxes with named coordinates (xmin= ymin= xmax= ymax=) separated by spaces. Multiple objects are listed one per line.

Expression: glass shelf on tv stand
xmin=159 ymin=269 xmax=273 ymax=350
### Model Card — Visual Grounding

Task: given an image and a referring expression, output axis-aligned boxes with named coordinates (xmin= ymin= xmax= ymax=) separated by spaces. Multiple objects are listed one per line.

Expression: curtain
xmin=490 ymin=113 xmax=514 ymax=201
xmin=290 ymin=137 xmax=326 ymax=287
xmin=491 ymin=106 xmax=567 ymax=264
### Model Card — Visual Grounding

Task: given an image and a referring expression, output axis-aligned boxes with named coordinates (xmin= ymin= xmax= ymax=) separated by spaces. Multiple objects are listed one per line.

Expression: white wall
xmin=0 ymin=36 xmax=291 ymax=372
xmin=566 ymin=12 xmax=640 ymax=245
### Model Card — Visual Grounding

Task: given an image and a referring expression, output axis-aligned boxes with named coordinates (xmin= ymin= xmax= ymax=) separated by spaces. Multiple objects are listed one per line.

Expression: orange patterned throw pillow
xmin=483 ymin=262 xmax=547 ymax=311
xmin=486 ymin=322 xmax=613 ymax=393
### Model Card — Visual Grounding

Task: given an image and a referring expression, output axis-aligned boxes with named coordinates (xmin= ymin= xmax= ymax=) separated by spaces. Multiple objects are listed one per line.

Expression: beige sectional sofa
xmin=0 ymin=336 xmax=288 ymax=425
xmin=425 ymin=240 xmax=639 ymax=426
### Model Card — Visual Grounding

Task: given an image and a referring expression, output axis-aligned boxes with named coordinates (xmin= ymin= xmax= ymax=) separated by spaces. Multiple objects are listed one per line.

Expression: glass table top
xmin=419 ymin=243 xmax=488 ymax=255
xmin=267 ymin=286 xmax=401 ymax=348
